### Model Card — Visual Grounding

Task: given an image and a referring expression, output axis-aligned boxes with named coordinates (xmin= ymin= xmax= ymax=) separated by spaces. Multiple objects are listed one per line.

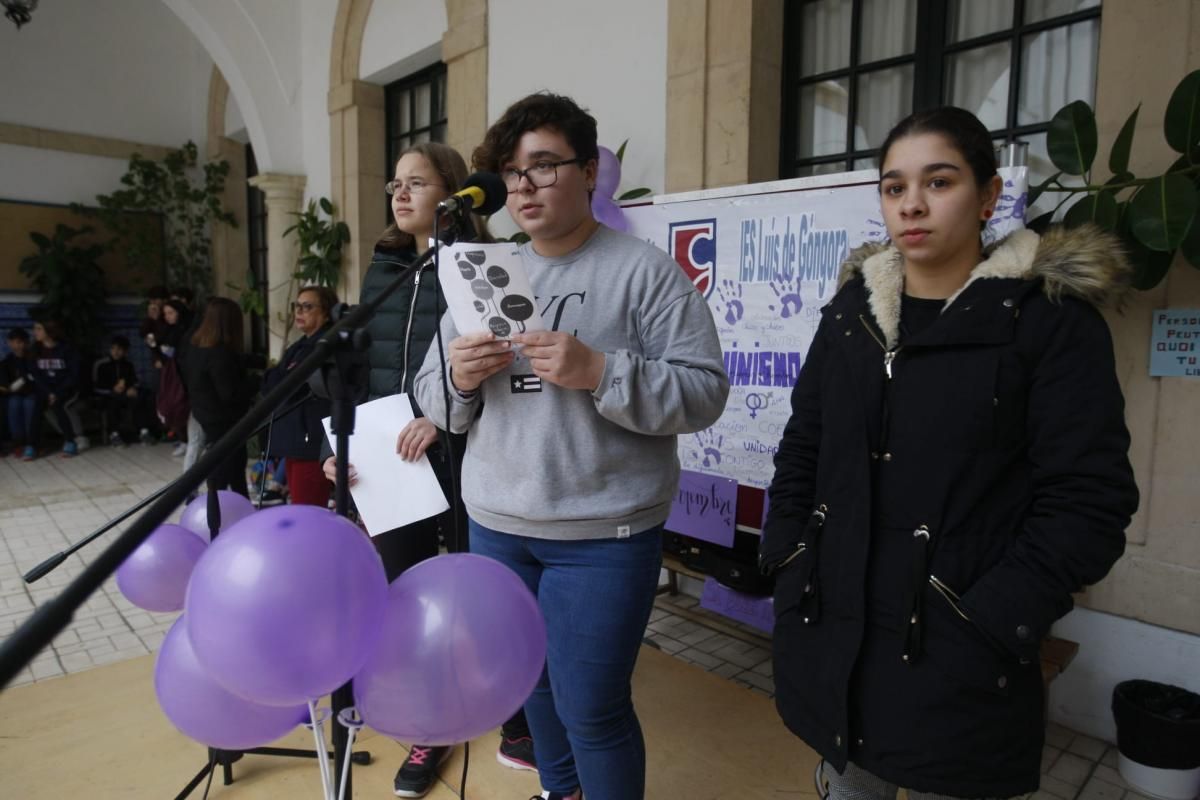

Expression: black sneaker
xmin=393 ymin=745 xmax=451 ymax=798
xmin=497 ymin=734 xmax=537 ymax=771
xmin=528 ymin=791 xmax=582 ymax=800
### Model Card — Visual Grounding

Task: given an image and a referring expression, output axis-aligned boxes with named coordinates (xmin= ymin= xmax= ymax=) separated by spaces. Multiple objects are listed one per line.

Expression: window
xmin=384 ymin=63 xmax=448 ymax=172
xmin=781 ymin=0 xmax=1102 ymax=216
xmin=245 ymin=144 xmax=268 ymax=356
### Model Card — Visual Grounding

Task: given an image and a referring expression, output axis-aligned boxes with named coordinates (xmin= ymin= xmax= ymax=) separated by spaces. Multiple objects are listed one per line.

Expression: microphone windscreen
xmin=462 ymin=171 xmax=508 ymax=215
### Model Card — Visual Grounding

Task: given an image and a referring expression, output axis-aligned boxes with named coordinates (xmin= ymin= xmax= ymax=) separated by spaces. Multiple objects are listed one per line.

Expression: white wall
xmin=488 ymin=0 xmax=668 ymax=198
xmin=299 ymin=0 xmax=338 ymax=204
xmin=359 ymin=0 xmax=447 ymax=85
xmin=160 ymin=0 xmax=305 ymax=174
xmin=1049 ymin=608 xmax=1200 ymax=744
xmin=0 ymin=0 xmax=212 ymax=150
xmin=0 ymin=144 xmax=134 ymax=206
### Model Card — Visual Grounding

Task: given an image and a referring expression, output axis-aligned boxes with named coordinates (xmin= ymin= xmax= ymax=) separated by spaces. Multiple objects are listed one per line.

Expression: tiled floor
xmin=0 ymin=446 xmax=1152 ymax=800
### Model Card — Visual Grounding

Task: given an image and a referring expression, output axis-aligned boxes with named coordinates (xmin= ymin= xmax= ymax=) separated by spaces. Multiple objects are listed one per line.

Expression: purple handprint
xmin=716 ymin=279 xmax=745 ymax=326
xmin=768 ymin=277 xmax=803 ymax=319
xmin=690 ymin=429 xmax=724 ymax=469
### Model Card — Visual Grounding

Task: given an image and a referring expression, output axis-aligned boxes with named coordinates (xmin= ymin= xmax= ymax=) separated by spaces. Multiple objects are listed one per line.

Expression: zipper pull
xmin=884 ymin=350 xmax=897 ymax=379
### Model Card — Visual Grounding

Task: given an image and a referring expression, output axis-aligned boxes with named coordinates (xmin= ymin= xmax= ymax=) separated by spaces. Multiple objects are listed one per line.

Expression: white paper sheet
xmin=321 ymin=393 xmax=449 ymax=536
xmin=437 ymin=241 xmax=545 ymax=338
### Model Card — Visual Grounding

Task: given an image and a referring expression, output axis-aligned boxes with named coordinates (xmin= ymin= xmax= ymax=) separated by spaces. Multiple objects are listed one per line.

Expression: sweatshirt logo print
xmin=510 ymin=374 xmax=542 ymax=394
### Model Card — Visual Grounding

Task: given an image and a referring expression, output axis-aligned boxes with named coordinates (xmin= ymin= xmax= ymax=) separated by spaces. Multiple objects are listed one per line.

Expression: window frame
xmin=780 ymin=0 xmax=1103 ymax=178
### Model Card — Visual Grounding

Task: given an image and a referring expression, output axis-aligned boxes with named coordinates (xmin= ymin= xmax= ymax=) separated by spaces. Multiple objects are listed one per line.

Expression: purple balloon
xmin=592 ymin=195 xmax=629 ymax=233
xmin=179 ymin=491 xmax=255 ymax=542
xmin=116 ymin=523 xmax=207 ymax=612
xmin=156 ymin=618 xmax=308 ymax=750
xmin=354 ymin=554 xmax=546 ymax=746
xmin=596 ymin=145 xmax=621 ymax=198
xmin=186 ymin=505 xmax=388 ymax=706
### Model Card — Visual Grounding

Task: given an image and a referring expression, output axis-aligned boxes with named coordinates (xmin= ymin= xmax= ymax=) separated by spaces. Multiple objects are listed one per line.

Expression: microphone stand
xmin=0 ymin=221 xmax=467 ymax=797
xmin=21 ymin=394 xmax=312 ymax=585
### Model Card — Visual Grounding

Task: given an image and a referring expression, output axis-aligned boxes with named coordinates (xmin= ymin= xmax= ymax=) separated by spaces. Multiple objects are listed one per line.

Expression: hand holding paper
xmin=322 ymin=393 xmax=449 ymax=536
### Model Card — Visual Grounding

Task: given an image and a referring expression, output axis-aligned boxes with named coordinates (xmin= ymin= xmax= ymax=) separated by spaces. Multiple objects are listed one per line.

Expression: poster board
xmin=625 ymin=167 xmax=1029 ymax=530
xmin=0 ymin=199 xmax=165 ymax=294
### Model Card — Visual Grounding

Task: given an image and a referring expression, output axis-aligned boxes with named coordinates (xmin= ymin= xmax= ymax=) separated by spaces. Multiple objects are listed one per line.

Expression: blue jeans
xmin=7 ymin=394 xmax=39 ymax=445
xmin=468 ymin=519 xmax=663 ymax=800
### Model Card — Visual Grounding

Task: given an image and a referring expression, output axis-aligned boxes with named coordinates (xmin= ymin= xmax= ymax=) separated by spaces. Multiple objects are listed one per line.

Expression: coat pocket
xmin=772 ymin=505 xmax=826 ymax=622
xmin=922 ymin=576 xmax=1015 ymax=696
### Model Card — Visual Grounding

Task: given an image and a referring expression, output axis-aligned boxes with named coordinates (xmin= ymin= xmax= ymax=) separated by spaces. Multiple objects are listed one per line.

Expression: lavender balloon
xmin=156 ymin=618 xmax=308 ymax=750
xmin=354 ymin=554 xmax=546 ymax=746
xmin=596 ymin=145 xmax=622 ymax=198
xmin=592 ymin=195 xmax=629 ymax=232
xmin=179 ymin=490 xmax=255 ymax=542
xmin=116 ymin=523 xmax=206 ymax=612
xmin=186 ymin=505 xmax=388 ymax=706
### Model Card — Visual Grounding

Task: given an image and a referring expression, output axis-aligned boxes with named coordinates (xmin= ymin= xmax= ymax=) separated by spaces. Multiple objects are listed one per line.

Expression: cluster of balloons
xmin=592 ymin=145 xmax=629 ymax=232
xmin=117 ymin=493 xmax=547 ymax=753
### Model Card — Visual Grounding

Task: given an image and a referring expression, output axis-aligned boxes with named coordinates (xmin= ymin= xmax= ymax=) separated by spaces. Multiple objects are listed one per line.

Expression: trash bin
xmin=1112 ymin=680 xmax=1200 ymax=800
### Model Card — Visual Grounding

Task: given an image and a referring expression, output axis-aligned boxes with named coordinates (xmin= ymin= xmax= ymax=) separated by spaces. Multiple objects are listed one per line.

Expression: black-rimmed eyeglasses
xmin=500 ymin=158 xmax=588 ymax=191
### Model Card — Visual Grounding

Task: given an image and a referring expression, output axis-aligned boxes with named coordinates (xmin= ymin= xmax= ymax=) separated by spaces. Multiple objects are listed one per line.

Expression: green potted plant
xmin=79 ymin=140 xmax=237 ymax=296
xmin=18 ymin=224 xmax=109 ymax=344
xmin=277 ymin=197 xmax=350 ymax=348
xmin=1030 ymin=69 xmax=1199 ymax=290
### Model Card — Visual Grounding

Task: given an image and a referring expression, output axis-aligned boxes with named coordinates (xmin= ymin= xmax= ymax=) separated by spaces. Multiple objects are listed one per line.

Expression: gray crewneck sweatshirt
xmin=414 ymin=225 xmax=729 ymax=540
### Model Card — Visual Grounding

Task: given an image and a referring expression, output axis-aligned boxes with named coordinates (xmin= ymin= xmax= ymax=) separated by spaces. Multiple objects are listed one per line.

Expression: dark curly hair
xmin=472 ymin=91 xmax=599 ymax=173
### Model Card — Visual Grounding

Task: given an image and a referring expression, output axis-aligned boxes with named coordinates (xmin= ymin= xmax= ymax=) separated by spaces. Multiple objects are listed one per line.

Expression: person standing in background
xmin=180 ymin=297 xmax=254 ymax=498
xmin=263 ymin=285 xmax=337 ymax=506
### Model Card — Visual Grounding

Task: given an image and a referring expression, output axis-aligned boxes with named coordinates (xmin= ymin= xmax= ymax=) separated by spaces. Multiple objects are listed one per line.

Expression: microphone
xmin=437 ymin=171 xmax=508 ymax=217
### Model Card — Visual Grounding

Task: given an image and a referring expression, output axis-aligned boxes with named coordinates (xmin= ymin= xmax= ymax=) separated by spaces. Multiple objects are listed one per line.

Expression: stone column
xmin=328 ymin=79 xmax=386 ymax=305
xmin=443 ymin=0 xmax=489 ymax=162
xmin=666 ymin=0 xmax=783 ymax=192
xmin=246 ymin=173 xmax=306 ymax=360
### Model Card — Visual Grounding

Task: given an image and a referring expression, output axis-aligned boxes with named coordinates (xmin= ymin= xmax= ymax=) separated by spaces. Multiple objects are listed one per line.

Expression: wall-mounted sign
xmin=1150 ymin=309 xmax=1200 ymax=378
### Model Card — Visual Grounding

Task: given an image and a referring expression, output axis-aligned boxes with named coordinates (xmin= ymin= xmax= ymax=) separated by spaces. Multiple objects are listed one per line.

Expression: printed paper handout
xmin=322 ymin=393 xmax=449 ymax=536
xmin=437 ymin=242 xmax=545 ymax=338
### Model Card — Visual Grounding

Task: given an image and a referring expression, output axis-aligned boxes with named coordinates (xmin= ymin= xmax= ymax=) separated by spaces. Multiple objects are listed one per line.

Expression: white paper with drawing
xmin=321 ymin=393 xmax=448 ymax=536
xmin=437 ymin=242 xmax=545 ymax=338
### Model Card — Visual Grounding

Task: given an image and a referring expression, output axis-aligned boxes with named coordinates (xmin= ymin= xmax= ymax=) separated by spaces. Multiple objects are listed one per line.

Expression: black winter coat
xmin=362 ymin=244 xmax=439 ymax=402
xmin=262 ymin=325 xmax=333 ymax=460
xmin=760 ymin=226 xmax=1138 ymax=797
xmin=180 ymin=344 xmax=254 ymax=440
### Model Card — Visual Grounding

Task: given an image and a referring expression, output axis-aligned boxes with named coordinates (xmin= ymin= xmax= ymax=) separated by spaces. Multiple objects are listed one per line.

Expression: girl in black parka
xmin=760 ymin=107 xmax=1138 ymax=799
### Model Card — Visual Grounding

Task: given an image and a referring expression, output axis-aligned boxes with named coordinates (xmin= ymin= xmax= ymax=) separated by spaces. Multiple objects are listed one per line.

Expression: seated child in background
xmin=1 ymin=328 xmax=40 ymax=460
xmin=93 ymin=335 xmax=154 ymax=446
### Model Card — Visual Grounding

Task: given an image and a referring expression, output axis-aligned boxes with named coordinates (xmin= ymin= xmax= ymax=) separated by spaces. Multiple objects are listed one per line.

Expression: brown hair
xmin=472 ymin=92 xmax=599 ymax=173
xmin=297 ymin=285 xmax=338 ymax=318
xmin=191 ymin=297 xmax=244 ymax=353
xmin=378 ymin=142 xmax=494 ymax=250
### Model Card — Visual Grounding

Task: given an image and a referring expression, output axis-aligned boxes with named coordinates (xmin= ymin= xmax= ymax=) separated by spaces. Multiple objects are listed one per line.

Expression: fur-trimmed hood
xmin=836 ymin=225 xmax=1133 ymax=349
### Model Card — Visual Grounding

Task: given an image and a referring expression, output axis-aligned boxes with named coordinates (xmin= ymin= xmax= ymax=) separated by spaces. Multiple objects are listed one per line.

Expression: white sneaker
xmin=171 ymin=442 xmax=187 ymax=458
xmin=75 ymin=435 xmax=91 ymax=452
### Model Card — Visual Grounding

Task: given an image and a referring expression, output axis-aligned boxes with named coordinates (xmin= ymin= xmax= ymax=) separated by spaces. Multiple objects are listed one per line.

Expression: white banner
xmin=626 ymin=167 xmax=1028 ymax=489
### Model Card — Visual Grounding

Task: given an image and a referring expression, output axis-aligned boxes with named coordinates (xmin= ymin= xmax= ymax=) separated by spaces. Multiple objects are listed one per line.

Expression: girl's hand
xmin=396 ymin=418 xmax=439 ymax=462
xmin=322 ymin=456 xmax=357 ymax=486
